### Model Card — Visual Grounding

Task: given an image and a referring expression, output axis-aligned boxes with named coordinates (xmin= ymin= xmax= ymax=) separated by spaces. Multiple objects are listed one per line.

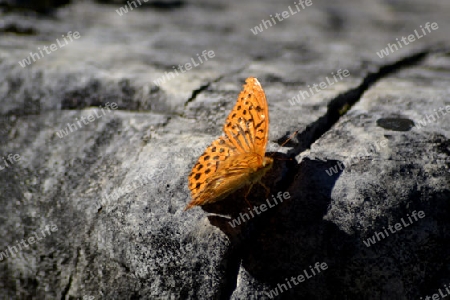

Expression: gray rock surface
xmin=0 ymin=0 xmax=449 ymax=299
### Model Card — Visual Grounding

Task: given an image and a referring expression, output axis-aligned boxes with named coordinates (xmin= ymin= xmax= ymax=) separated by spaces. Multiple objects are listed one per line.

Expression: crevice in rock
xmin=61 ymin=247 xmax=80 ymax=299
xmin=222 ymin=49 xmax=439 ymax=300
xmin=183 ymin=66 xmax=248 ymax=110
xmin=60 ymin=274 xmax=73 ymax=300
xmin=143 ymin=0 xmax=185 ymax=10
xmin=219 ymin=245 xmax=242 ymax=300
xmin=0 ymin=23 xmax=37 ymax=35
xmin=183 ymin=75 xmax=225 ymax=109
xmin=288 ymin=50 xmax=430 ymax=158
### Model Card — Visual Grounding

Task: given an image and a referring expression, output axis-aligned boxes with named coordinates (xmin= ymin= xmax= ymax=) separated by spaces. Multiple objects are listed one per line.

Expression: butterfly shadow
xmin=203 ymin=151 xmax=352 ymax=297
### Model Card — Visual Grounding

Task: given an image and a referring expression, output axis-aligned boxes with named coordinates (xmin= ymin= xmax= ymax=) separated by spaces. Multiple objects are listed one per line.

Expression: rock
xmin=0 ymin=0 xmax=449 ymax=299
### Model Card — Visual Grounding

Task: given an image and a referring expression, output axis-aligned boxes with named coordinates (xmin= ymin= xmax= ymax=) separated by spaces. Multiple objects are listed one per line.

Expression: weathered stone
xmin=0 ymin=0 xmax=449 ymax=299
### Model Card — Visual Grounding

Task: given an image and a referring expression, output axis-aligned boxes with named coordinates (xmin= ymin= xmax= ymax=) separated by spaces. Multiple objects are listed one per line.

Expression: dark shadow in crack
xmin=206 ymin=156 xmax=347 ymax=299
xmin=236 ymin=158 xmax=350 ymax=298
xmin=202 ymin=150 xmax=296 ymax=299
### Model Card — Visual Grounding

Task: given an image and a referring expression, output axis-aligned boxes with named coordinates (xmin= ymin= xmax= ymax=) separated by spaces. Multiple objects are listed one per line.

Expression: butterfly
xmin=185 ymin=77 xmax=273 ymax=210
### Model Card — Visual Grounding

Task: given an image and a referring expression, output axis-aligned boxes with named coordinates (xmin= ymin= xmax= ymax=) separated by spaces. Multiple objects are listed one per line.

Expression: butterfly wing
xmin=187 ymin=137 xmax=236 ymax=208
xmin=185 ymin=152 xmax=264 ymax=210
xmin=186 ymin=77 xmax=270 ymax=210
xmin=222 ymin=77 xmax=269 ymax=157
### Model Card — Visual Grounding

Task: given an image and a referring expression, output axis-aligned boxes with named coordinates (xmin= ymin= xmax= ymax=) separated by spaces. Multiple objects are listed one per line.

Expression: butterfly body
xmin=185 ymin=77 xmax=272 ymax=210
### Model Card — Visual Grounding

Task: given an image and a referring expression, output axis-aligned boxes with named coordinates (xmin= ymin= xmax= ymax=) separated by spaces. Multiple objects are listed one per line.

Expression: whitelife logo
xmin=100 ymin=173 xmax=155 ymax=208
xmin=376 ymin=22 xmax=438 ymax=58
xmin=18 ymin=31 xmax=81 ymax=67
xmin=265 ymin=262 xmax=328 ymax=298
xmin=228 ymin=192 xmax=291 ymax=228
xmin=325 ymin=140 xmax=387 ymax=176
xmin=152 ymin=50 xmax=215 ymax=86
xmin=415 ymin=105 xmax=450 ymax=129
xmin=0 ymin=153 xmax=21 ymax=171
xmin=55 ymin=102 xmax=118 ymax=139
xmin=421 ymin=283 xmax=450 ymax=300
xmin=363 ymin=210 xmax=425 ymax=247
xmin=115 ymin=0 xmax=146 ymax=16
xmin=250 ymin=0 xmax=313 ymax=35
xmin=288 ymin=69 xmax=350 ymax=106
xmin=0 ymin=224 xmax=58 ymax=261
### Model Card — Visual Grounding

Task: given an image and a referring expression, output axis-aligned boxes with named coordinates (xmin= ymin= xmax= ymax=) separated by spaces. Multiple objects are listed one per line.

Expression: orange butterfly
xmin=185 ymin=77 xmax=273 ymax=210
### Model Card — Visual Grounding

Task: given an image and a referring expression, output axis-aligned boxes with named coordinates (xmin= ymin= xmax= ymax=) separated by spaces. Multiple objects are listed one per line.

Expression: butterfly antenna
xmin=268 ymin=131 xmax=298 ymax=159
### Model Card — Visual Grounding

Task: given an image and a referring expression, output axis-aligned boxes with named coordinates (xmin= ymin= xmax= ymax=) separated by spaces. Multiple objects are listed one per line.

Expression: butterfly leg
xmin=244 ymin=184 xmax=254 ymax=208
xmin=258 ymin=181 xmax=270 ymax=198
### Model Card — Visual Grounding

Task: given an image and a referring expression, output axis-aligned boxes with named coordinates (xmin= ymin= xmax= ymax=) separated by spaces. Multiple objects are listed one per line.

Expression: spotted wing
xmin=222 ymin=77 xmax=270 ymax=157
xmin=185 ymin=77 xmax=270 ymax=210
xmin=186 ymin=136 xmax=237 ymax=209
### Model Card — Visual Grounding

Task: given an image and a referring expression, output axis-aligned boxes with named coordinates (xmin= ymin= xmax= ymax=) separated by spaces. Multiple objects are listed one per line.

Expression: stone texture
xmin=0 ymin=0 xmax=449 ymax=299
